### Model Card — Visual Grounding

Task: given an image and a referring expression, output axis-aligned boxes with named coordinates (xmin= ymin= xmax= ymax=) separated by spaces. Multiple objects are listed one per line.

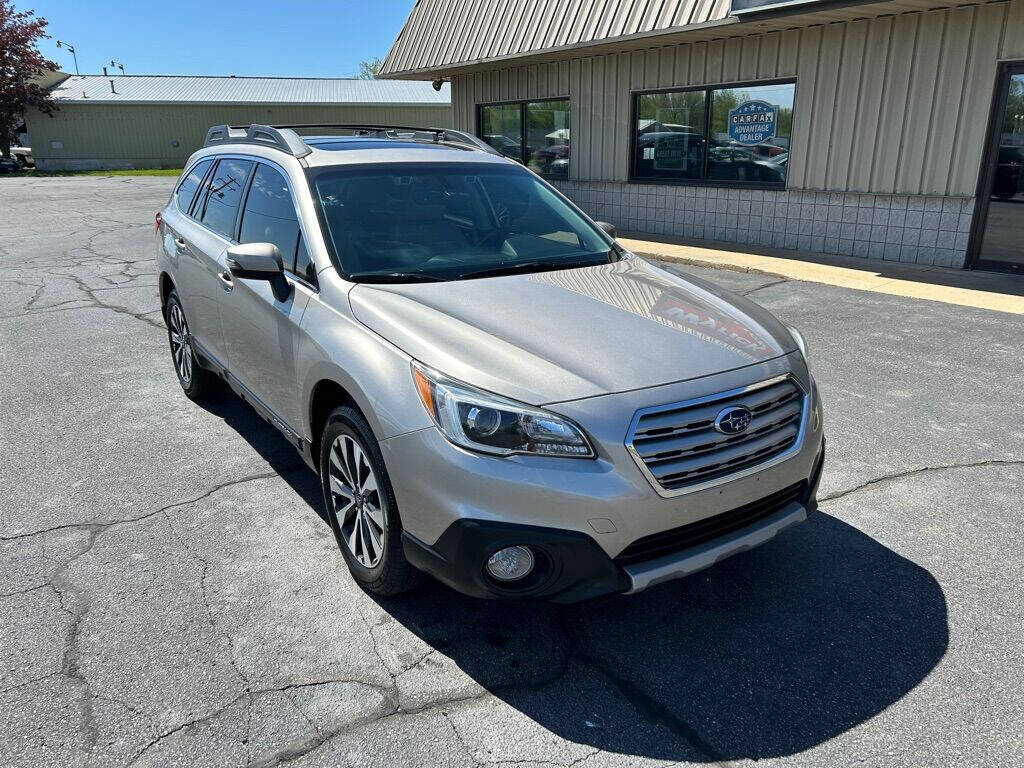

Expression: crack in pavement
xmin=1 ymin=468 xmax=302 ymax=543
xmin=820 ymin=459 xmax=1024 ymax=503
xmin=0 ymin=468 xmax=305 ymax=763
xmin=741 ymin=278 xmax=790 ymax=296
xmin=124 ymin=677 xmax=391 ymax=767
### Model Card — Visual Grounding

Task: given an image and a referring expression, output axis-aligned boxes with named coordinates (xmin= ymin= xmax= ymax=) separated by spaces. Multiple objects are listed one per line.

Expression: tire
xmin=319 ymin=406 xmax=419 ymax=596
xmin=164 ymin=290 xmax=218 ymax=401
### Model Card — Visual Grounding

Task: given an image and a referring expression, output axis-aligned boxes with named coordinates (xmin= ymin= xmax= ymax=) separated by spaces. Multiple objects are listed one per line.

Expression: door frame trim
xmin=966 ymin=60 xmax=1024 ymax=274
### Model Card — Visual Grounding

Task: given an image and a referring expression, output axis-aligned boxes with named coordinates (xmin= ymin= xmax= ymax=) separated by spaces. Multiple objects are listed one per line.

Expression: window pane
xmin=294 ymin=235 xmax=317 ymax=283
xmin=239 ymin=164 xmax=300 ymax=270
xmin=480 ymin=104 xmax=522 ymax=161
xmin=309 ymin=163 xmax=610 ymax=281
xmin=525 ymin=99 xmax=570 ymax=178
xmin=708 ymin=82 xmax=793 ymax=185
xmin=176 ymin=159 xmax=212 ymax=216
xmin=633 ymin=90 xmax=707 ymax=180
xmin=200 ymin=158 xmax=253 ymax=239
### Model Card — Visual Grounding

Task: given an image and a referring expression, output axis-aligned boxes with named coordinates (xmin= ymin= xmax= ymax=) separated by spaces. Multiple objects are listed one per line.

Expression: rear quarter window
xmin=175 ymin=159 xmax=212 ymax=216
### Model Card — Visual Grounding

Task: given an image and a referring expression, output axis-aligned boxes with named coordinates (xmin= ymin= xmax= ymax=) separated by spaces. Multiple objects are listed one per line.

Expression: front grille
xmin=615 ymin=480 xmax=807 ymax=566
xmin=626 ymin=376 xmax=805 ymax=493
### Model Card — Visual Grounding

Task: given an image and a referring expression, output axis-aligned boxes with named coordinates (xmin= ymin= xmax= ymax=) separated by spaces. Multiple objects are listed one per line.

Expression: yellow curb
xmin=620 ymin=237 xmax=1024 ymax=316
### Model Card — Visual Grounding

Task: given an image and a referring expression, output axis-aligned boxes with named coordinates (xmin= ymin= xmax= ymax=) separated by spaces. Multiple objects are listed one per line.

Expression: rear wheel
xmin=320 ymin=406 xmax=419 ymax=596
xmin=164 ymin=290 xmax=218 ymax=401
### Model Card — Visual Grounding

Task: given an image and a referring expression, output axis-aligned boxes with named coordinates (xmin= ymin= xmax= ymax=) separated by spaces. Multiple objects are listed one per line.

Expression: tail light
xmin=154 ymin=211 xmax=162 ymax=232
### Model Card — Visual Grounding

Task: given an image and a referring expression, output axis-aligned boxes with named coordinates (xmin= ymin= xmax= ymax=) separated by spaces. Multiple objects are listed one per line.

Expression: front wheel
xmin=319 ymin=406 xmax=419 ymax=596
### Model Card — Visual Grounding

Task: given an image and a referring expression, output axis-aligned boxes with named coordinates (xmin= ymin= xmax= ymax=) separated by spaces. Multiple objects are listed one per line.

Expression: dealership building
xmin=23 ymin=75 xmax=452 ymax=172
xmin=381 ymin=0 xmax=1024 ymax=274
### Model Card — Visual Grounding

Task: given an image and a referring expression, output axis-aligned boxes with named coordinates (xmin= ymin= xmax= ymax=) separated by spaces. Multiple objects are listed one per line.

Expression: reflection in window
xmin=479 ymin=99 xmax=570 ymax=178
xmin=176 ymin=159 xmax=212 ymax=216
xmin=239 ymin=163 xmax=300 ymax=270
xmin=200 ymin=158 xmax=253 ymax=239
xmin=480 ymin=104 xmax=522 ymax=161
xmin=633 ymin=81 xmax=794 ymax=186
xmin=634 ymin=91 xmax=706 ymax=180
xmin=526 ymin=99 xmax=570 ymax=179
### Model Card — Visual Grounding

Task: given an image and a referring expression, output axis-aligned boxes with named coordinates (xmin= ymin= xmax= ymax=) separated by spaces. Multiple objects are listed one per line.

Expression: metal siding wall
xmin=452 ymin=0 xmax=1019 ymax=196
xmin=25 ymin=103 xmax=454 ymax=168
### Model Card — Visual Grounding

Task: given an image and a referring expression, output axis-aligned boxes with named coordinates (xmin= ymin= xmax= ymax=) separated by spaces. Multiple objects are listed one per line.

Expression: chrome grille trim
xmin=625 ymin=374 xmax=810 ymax=498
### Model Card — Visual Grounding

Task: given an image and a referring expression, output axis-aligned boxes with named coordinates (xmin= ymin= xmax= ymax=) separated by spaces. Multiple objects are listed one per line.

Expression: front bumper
xmin=401 ymin=440 xmax=824 ymax=602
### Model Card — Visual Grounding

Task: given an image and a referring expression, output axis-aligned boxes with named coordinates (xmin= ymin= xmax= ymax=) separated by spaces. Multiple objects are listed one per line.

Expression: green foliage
xmin=357 ymin=58 xmax=383 ymax=80
xmin=0 ymin=0 xmax=58 ymax=156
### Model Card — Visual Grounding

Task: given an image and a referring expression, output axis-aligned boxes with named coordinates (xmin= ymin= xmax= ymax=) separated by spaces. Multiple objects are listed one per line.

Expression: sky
xmin=28 ymin=0 xmax=416 ymax=78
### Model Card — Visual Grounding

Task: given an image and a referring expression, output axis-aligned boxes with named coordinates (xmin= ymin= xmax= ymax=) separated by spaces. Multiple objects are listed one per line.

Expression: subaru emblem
xmin=714 ymin=405 xmax=753 ymax=435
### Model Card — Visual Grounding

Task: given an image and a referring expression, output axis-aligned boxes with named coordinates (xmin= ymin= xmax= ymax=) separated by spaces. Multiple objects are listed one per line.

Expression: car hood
xmin=349 ymin=257 xmax=795 ymax=405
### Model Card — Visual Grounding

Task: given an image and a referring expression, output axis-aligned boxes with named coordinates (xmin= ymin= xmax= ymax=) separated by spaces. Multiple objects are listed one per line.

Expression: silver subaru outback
xmin=156 ymin=124 xmax=824 ymax=602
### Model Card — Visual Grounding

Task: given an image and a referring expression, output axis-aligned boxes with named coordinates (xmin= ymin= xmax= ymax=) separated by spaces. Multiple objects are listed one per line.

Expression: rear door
xmin=162 ymin=158 xmax=221 ymax=354
xmin=219 ymin=160 xmax=314 ymax=434
xmin=175 ymin=156 xmax=254 ymax=365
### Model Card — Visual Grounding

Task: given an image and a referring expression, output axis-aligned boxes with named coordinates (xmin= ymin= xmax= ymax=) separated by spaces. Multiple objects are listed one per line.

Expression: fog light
xmin=485 ymin=546 xmax=535 ymax=582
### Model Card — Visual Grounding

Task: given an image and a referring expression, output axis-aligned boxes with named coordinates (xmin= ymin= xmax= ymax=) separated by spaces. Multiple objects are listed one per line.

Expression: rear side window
xmin=200 ymin=158 xmax=253 ymax=239
xmin=239 ymin=163 xmax=300 ymax=270
xmin=175 ymin=159 xmax=212 ymax=216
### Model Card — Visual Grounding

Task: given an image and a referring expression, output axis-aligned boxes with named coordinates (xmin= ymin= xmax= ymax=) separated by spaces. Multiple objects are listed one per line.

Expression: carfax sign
xmin=727 ymin=100 xmax=778 ymax=145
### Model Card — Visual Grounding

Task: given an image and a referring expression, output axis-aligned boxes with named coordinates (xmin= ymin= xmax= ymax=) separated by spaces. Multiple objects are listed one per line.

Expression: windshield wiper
xmin=347 ymin=271 xmax=445 ymax=283
xmin=457 ymin=257 xmax=609 ymax=281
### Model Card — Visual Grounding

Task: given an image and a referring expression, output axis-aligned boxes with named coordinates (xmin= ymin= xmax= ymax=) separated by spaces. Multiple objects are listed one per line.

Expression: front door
xmin=219 ymin=161 xmax=312 ymax=434
xmin=970 ymin=63 xmax=1024 ymax=273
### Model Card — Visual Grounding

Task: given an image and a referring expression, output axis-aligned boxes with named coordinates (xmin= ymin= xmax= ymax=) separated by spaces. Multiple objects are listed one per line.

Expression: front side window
xmin=239 ymin=163 xmax=301 ymax=270
xmin=633 ymin=81 xmax=794 ymax=186
xmin=199 ymin=157 xmax=253 ymax=239
xmin=479 ymin=99 xmax=570 ymax=179
xmin=308 ymin=163 xmax=611 ymax=283
xmin=175 ymin=159 xmax=212 ymax=216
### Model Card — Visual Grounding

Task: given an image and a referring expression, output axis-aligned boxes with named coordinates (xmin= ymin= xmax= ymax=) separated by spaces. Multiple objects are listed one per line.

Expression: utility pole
xmin=55 ymin=40 xmax=79 ymax=75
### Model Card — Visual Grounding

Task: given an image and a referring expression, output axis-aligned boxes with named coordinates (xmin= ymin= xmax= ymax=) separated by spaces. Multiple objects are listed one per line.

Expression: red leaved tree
xmin=0 ymin=0 xmax=57 ymax=158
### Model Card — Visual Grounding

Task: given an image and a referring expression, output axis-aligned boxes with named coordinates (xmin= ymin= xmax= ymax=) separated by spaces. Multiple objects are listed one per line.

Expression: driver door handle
xmin=218 ymin=270 xmax=234 ymax=291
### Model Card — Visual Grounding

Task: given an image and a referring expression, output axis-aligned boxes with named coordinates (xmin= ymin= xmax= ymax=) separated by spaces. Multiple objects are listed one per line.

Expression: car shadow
xmin=194 ymin=391 xmax=326 ymax=520
xmin=371 ymin=512 xmax=948 ymax=763
xmin=194 ymin=391 xmax=948 ymax=761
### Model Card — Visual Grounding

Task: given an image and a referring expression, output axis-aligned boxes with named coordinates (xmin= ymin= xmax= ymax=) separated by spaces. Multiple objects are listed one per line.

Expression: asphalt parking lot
xmin=1 ymin=176 xmax=1022 ymax=768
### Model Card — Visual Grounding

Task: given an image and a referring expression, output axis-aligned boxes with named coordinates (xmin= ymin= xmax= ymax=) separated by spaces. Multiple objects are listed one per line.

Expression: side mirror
xmin=595 ymin=221 xmax=617 ymax=239
xmin=226 ymin=242 xmax=291 ymax=302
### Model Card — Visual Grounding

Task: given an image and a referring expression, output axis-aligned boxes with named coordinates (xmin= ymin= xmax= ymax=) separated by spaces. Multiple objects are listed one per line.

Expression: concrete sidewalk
xmin=620 ymin=235 xmax=1024 ymax=315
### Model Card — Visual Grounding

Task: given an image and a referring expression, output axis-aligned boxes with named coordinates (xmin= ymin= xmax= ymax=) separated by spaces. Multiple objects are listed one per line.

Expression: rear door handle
xmin=217 ymin=270 xmax=234 ymax=291
xmin=173 ymin=236 xmax=188 ymax=254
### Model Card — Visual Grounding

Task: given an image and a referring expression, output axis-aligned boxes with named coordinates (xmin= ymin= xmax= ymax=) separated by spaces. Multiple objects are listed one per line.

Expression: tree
xmin=0 ymin=0 xmax=56 ymax=158
xmin=357 ymin=58 xmax=382 ymax=80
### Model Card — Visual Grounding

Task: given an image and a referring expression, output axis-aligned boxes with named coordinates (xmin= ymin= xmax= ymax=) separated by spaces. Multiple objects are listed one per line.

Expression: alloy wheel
xmin=328 ymin=434 xmax=385 ymax=568
xmin=168 ymin=303 xmax=192 ymax=386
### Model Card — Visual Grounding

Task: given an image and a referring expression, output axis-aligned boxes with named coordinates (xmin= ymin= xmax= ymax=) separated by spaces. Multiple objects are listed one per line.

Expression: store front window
xmin=479 ymin=99 xmax=570 ymax=179
xmin=633 ymin=81 xmax=794 ymax=186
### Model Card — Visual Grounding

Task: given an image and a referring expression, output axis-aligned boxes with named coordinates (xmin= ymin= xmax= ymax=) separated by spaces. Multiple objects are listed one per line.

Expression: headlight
xmin=786 ymin=325 xmax=808 ymax=362
xmin=411 ymin=362 xmax=595 ymax=458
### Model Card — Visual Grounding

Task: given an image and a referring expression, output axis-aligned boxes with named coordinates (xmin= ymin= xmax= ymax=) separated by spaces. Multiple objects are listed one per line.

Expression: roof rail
xmin=203 ymin=124 xmax=312 ymax=158
xmin=264 ymin=124 xmax=504 ymax=156
xmin=203 ymin=123 xmax=504 ymax=158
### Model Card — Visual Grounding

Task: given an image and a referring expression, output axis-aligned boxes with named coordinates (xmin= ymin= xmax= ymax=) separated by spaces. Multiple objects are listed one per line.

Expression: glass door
xmin=971 ymin=63 xmax=1024 ymax=273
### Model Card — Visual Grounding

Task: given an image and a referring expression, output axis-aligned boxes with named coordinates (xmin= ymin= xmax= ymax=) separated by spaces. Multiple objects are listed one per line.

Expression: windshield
xmin=307 ymin=163 xmax=614 ymax=282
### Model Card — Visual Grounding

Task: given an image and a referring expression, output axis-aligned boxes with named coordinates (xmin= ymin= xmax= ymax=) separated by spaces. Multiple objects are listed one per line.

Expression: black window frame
xmin=629 ymin=77 xmax=797 ymax=190
xmin=195 ymin=156 xmax=256 ymax=241
xmin=235 ymin=159 xmax=320 ymax=290
xmin=476 ymin=96 xmax=572 ymax=180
